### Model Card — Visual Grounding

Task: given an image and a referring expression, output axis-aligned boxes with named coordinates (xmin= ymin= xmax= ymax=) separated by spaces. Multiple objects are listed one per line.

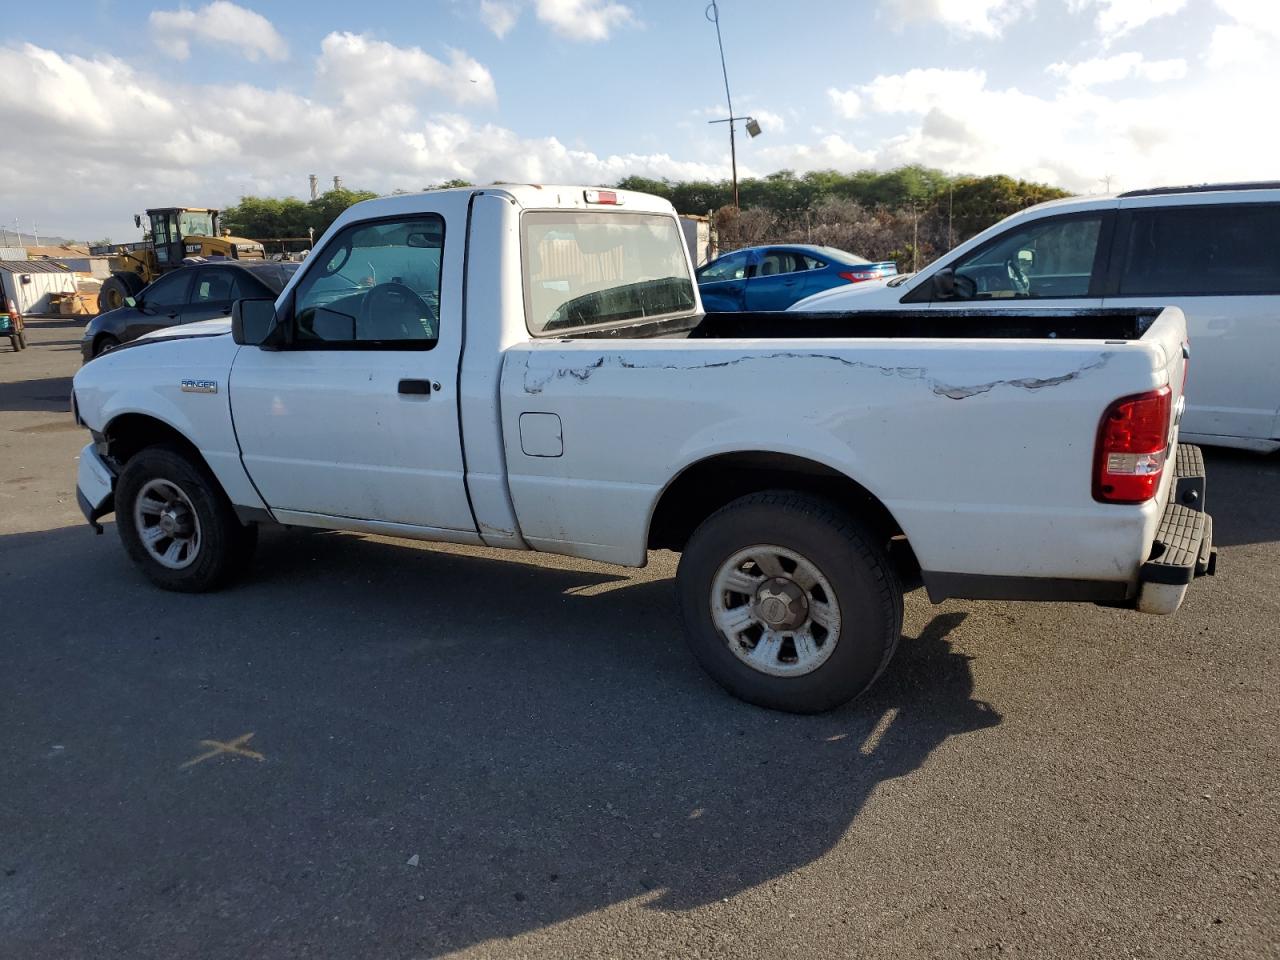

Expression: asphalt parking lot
xmin=1 ymin=317 xmax=1277 ymax=959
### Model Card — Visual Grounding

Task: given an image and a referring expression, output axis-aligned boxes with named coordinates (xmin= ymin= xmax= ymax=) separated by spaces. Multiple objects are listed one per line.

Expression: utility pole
xmin=704 ymin=2 xmax=761 ymax=209
xmin=33 ymin=222 xmax=40 ymax=247
xmin=309 ymin=174 xmax=318 ymax=200
xmin=1099 ymin=173 xmax=1115 ymax=193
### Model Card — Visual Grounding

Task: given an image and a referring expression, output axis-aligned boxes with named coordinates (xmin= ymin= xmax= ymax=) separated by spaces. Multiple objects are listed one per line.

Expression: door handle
xmin=398 ymin=379 xmax=432 ymax=395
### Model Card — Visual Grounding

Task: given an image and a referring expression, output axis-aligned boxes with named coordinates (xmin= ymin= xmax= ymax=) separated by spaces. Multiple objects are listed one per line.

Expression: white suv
xmin=792 ymin=182 xmax=1280 ymax=453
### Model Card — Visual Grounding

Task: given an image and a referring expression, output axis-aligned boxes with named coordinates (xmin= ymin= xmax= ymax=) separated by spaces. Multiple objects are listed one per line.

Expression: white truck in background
xmin=72 ymin=185 xmax=1216 ymax=713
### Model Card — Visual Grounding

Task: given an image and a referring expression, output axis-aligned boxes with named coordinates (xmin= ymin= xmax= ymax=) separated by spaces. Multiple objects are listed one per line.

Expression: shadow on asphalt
xmin=0 ymin=375 xmax=73 ymax=413
xmin=1 ymin=523 xmax=1000 ymax=957
xmin=1202 ymin=448 xmax=1280 ymax=547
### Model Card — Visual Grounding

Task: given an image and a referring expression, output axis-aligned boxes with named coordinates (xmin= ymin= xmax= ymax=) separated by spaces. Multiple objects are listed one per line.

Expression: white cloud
xmin=859 ymin=68 xmax=989 ymax=113
xmin=534 ymin=0 xmax=636 ymax=41
xmin=1207 ymin=0 xmax=1280 ymax=66
xmin=1071 ymin=0 xmax=1188 ymax=41
xmin=809 ymin=43 xmax=1280 ymax=195
xmin=149 ymin=1 xmax=288 ymax=62
xmin=316 ymin=32 xmax=496 ymax=109
xmin=881 ymin=0 xmax=1033 ymax=38
xmin=0 ymin=41 xmax=723 ymax=240
xmin=480 ymin=0 xmax=521 ymax=38
xmin=751 ymin=109 xmax=786 ymax=134
xmin=755 ymin=135 xmax=876 ymax=174
xmin=1046 ymin=52 xmax=1187 ymax=87
xmin=827 ymin=87 xmax=863 ymax=119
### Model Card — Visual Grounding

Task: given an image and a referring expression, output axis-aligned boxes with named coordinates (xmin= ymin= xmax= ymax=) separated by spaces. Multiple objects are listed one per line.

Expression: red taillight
xmin=1093 ymin=386 xmax=1172 ymax=503
xmin=839 ymin=270 xmax=876 ymax=283
xmin=583 ymin=189 xmax=620 ymax=205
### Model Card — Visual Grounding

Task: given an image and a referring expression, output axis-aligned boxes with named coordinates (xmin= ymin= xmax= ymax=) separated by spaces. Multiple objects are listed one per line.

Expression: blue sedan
xmin=695 ymin=244 xmax=898 ymax=311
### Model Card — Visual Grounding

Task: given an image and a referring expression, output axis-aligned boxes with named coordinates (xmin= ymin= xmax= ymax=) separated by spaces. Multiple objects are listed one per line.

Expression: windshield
xmin=523 ymin=212 xmax=696 ymax=335
xmin=179 ymin=211 xmax=215 ymax=237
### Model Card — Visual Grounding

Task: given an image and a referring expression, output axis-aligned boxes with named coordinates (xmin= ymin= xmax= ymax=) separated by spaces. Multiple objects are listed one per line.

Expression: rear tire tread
xmin=677 ymin=490 xmax=903 ymax=713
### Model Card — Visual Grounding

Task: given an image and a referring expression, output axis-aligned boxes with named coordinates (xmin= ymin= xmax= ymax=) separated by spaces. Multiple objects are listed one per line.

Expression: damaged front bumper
xmin=1135 ymin=444 xmax=1217 ymax=615
xmin=76 ymin=442 xmax=115 ymax=534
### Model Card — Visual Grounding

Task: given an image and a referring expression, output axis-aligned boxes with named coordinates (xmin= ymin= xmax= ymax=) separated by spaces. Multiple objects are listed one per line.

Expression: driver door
xmin=149 ymin=211 xmax=185 ymax=271
xmin=229 ymin=213 xmax=475 ymax=533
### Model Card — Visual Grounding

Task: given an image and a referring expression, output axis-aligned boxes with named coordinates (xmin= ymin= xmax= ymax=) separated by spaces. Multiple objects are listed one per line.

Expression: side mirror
xmin=231 ymin=298 xmax=280 ymax=346
xmin=931 ymin=267 xmax=977 ymax=301
xmin=1017 ymin=248 xmax=1035 ymax=268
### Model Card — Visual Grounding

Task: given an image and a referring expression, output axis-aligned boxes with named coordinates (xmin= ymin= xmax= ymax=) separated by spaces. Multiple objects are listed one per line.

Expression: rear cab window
xmin=523 ymin=212 xmax=697 ymax=336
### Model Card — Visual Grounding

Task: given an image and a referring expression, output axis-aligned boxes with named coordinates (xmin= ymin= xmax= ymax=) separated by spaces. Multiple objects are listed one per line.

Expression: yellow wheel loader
xmin=94 ymin=208 xmax=266 ymax=312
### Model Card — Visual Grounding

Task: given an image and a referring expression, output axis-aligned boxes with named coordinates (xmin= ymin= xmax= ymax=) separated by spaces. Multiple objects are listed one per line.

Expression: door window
xmin=142 ymin=270 xmax=192 ymax=308
xmin=951 ymin=215 xmax=1103 ymax=299
xmin=1119 ymin=204 xmax=1280 ymax=296
xmin=290 ymin=216 xmax=444 ymax=347
xmin=193 ymin=268 xmax=241 ymax=303
xmin=151 ymin=213 xmax=181 ymax=264
xmin=757 ymin=250 xmax=805 ymax=276
xmin=698 ymin=251 xmax=751 ymax=281
xmin=800 ymin=254 xmax=828 ymax=270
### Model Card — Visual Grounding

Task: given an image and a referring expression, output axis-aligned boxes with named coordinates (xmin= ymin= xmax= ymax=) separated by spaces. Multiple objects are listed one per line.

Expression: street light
xmin=705 ymin=0 xmax=761 ymax=209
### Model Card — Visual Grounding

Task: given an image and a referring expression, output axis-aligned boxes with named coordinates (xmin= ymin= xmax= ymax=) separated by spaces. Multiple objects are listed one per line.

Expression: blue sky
xmin=0 ymin=0 xmax=1274 ymax=241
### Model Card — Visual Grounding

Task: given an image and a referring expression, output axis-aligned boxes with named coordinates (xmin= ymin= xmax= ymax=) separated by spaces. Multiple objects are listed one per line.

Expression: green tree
xmin=305 ymin=188 xmax=380 ymax=236
xmin=222 ymin=188 xmax=380 ymax=240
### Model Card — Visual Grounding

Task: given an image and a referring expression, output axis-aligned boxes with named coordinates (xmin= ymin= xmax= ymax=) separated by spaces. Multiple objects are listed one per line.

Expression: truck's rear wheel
xmin=677 ymin=491 xmax=903 ymax=713
xmin=116 ymin=445 xmax=257 ymax=592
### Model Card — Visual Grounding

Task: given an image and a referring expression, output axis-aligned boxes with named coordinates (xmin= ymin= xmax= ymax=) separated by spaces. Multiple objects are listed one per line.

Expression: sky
xmin=0 ymin=0 xmax=1276 ymax=242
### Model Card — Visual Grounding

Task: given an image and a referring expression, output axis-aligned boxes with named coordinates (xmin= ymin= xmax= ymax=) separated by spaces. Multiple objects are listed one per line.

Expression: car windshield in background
xmin=523 ymin=212 xmax=696 ymax=335
xmin=261 ymin=262 xmax=301 ymax=293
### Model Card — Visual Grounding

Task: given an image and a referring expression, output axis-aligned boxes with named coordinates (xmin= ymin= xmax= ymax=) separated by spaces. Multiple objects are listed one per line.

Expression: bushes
xmin=621 ymin=166 xmax=1071 ymax=271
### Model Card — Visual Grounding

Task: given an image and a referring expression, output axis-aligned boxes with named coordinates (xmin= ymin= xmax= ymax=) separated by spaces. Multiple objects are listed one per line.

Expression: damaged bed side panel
xmin=497 ymin=332 xmax=1175 ymax=579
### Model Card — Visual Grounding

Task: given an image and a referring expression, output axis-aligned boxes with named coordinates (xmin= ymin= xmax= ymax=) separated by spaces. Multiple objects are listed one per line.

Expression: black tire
xmin=94 ymin=334 xmax=120 ymax=357
xmin=98 ymin=274 xmax=137 ymax=313
xmin=116 ymin=445 xmax=257 ymax=592
xmin=677 ymin=491 xmax=903 ymax=714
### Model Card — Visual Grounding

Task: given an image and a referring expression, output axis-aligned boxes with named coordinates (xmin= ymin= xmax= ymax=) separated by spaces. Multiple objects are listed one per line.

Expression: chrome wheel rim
xmin=710 ymin=544 xmax=841 ymax=678
xmin=133 ymin=478 xmax=202 ymax=570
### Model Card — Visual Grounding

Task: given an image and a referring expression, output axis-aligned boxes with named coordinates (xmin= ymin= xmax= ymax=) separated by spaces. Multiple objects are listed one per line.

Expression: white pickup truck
xmin=72 ymin=185 xmax=1216 ymax=713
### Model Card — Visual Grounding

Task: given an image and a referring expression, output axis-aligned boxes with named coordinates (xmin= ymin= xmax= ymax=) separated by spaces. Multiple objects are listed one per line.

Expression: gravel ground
xmin=1 ymin=317 xmax=1276 ymax=959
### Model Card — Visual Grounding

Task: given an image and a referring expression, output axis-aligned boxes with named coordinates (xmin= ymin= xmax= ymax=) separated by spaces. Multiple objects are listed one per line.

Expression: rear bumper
xmin=1134 ymin=444 xmax=1216 ymax=614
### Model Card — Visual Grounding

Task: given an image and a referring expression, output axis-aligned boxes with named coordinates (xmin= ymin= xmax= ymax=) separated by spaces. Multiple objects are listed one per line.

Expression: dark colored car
xmin=81 ymin=261 xmax=299 ymax=362
xmin=696 ymin=244 xmax=898 ymax=311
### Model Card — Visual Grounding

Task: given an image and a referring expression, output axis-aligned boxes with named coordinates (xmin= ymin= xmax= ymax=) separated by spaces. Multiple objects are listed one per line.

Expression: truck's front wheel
xmin=116 ymin=446 xmax=257 ymax=592
xmin=677 ymin=491 xmax=903 ymax=713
